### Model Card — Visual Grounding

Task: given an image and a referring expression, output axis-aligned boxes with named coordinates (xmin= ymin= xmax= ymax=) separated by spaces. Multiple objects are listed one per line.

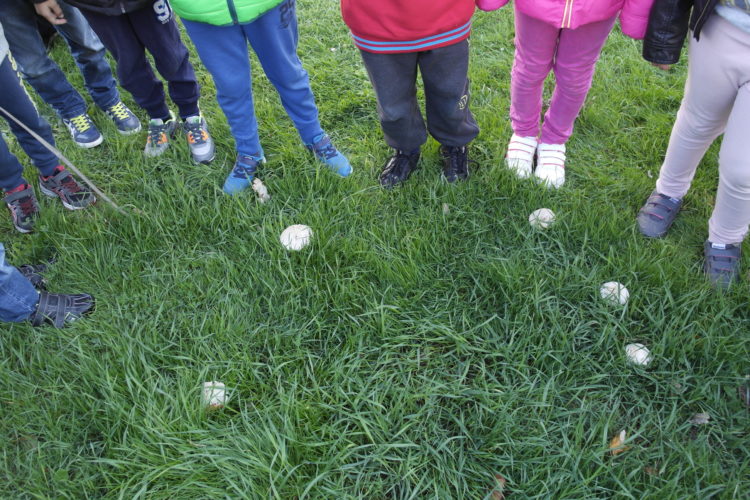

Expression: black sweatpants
xmin=359 ymin=40 xmax=479 ymax=152
xmin=81 ymin=3 xmax=200 ymax=120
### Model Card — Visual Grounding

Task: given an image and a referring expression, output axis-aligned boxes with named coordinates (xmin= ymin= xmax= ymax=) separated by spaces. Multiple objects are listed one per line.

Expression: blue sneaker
xmin=62 ymin=113 xmax=103 ymax=148
xmin=105 ymin=101 xmax=141 ymax=135
xmin=223 ymin=154 xmax=263 ymax=195
xmin=305 ymin=133 xmax=352 ymax=177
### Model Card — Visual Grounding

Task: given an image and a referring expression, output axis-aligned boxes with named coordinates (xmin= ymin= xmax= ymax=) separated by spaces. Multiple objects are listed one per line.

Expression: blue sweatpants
xmin=0 ymin=56 xmax=59 ymax=191
xmin=182 ymin=0 xmax=324 ymax=158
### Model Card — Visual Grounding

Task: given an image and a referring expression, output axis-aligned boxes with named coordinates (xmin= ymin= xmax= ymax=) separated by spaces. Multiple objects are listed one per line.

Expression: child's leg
xmin=243 ymin=0 xmax=324 ymax=144
xmin=540 ymin=16 xmax=616 ymax=144
xmin=0 ymin=243 xmax=39 ymax=323
xmin=182 ymin=19 xmax=262 ymax=157
xmin=419 ymin=39 xmax=478 ymax=147
xmin=654 ymin=17 xmax=738 ymax=200
xmin=80 ymin=9 xmax=171 ymax=120
xmin=510 ymin=9 xmax=560 ymax=138
xmin=709 ymin=86 xmax=750 ymax=245
xmin=127 ymin=6 xmax=200 ymax=120
xmin=0 ymin=56 xmax=58 ymax=188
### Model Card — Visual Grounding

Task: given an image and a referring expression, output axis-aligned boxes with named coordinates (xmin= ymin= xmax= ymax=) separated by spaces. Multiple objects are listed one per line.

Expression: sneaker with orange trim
xmin=184 ymin=115 xmax=215 ymax=164
xmin=144 ymin=111 xmax=178 ymax=157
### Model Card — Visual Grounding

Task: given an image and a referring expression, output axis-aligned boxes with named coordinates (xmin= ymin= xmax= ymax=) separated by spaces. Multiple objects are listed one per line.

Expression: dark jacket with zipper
xmin=642 ymin=0 xmax=719 ymax=64
xmin=32 ymin=0 xmax=153 ymax=15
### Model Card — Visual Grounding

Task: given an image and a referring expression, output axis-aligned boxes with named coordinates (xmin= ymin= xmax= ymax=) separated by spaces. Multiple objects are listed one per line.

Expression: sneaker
xmin=379 ymin=150 xmax=420 ymax=188
xmin=637 ymin=190 xmax=682 ymax=238
xmin=144 ymin=111 xmax=178 ymax=157
xmin=535 ymin=143 xmax=566 ymax=188
xmin=39 ymin=166 xmax=95 ymax=210
xmin=305 ymin=133 xmax=352 ymax=177
xmin=30 ymin=291 xmax=95 ymax=328
xmin=704 ymin=241 xmax=742 ymax=289
xmin=440 ymin=145 xmax=472 ymax=183
xmin=505 ymin=134 xmax=537 ymax=179
xmin=184 ymin=115 xmax=215 ymax=164
xmin=105 ymin=101 xmax=141 ymax=135
xmin=16 ymin=263 xmax=48 ymax=289
xmin=62 ymin=113 xmax=103 ymax=148
xmin=223 ymin=154 xmax=263 ymax=195
xmin=3 ymin=184 xmax=40 ymax=233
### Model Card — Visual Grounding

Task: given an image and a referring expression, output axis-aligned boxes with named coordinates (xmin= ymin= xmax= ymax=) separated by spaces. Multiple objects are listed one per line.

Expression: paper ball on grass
xmin=600 ymin=281 xmax=629 ymax=305
xmin=529 ymin=208 xmax=556 ymax=229
xmin=280 ymin=224 xmax=313 ymax=251
xmin=624 ymin=343 xmax=652 ymax=366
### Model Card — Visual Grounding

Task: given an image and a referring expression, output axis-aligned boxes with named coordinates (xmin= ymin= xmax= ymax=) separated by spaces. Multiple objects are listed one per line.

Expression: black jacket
xmin=642 ymin=0 xmax=719 ymax=64
xmin=33 ymin=0 xmax=153 ymax=16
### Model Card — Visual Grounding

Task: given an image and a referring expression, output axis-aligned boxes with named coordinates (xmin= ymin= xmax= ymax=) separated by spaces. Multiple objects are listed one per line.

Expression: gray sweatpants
xmin=359 ymin=40 xmax=479 ymax=152
xmin=655 ymin=14 xmax=750 ymax=245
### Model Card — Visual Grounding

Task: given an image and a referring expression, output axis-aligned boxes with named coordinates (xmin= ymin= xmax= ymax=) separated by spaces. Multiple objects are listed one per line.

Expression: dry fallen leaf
xmin=251 ymin=178 xmax=271 ymax=203
xmin=644 ymin=464 xmax=660 ymax=476
xmin=609 ymin=429 xmax=630 ymax=456
xmin=690 ymin=412 xmax=710 ymax=425
xmin=488 ymin=473 xmax=507 ymax=500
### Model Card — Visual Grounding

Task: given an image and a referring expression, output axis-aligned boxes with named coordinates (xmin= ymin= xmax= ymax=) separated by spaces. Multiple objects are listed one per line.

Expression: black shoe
xmin=16 ymin=263 xmax=48 ymax=290
xmin=440 ymin=145 xmax=472 ymax=183
xmin=30 ymin=291 xmax=95 ymax=328
xmin=379 ymin=150 xmax=420 ymax=188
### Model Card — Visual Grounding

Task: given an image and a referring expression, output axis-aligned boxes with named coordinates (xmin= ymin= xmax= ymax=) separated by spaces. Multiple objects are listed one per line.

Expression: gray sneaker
xmin=637 ymin=190 xmax=682 ymax=238
xmin=183 ymin=115 xmax=215 ymax=164
xmin=704 ymin=241 xmax=741 ymax=290
xmin=144 ymin=111 xmax=179 ymax=157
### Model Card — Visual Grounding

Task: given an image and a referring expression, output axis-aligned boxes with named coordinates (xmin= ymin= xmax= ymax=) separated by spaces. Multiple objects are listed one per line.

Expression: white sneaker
xmin=535 ymin=142 xmax=566 ymax=189
xmin=504 ymin=134 xmax=537 ymax=179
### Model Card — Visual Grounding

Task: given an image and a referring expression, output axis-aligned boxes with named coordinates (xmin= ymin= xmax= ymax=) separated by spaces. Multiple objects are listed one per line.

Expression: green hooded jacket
xmin=170 ymin=0 xmax=285 ymax=26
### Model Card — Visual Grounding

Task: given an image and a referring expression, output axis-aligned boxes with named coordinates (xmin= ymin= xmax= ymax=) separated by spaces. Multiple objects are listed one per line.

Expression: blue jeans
xmin=0 ymin=243 xmax=38 ymax=323
xmin=0 ymin=56 xmax=59 ymax=190
xmin=182 ymin=0 xmax=324 ymax=157
xmin=0 ymin=0 xmax=119 ymax=119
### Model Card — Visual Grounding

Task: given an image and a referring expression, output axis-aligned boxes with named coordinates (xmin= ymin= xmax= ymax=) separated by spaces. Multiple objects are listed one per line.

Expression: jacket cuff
xmin=475 ymin=0 xmax=508 ymax=11
xmin=642 ymin=43 xmax=681 ymax=65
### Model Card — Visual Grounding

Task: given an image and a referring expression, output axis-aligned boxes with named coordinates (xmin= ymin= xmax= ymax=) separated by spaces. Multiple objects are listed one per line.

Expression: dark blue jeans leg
xmin=0 ymin=243 xmax=39 ymax=323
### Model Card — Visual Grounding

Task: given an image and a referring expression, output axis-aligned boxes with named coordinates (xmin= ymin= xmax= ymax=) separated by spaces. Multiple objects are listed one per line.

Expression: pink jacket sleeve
xmin=619 ymin=0 xmax=655 ymax=39
xmin=475 ymin=0 xmax=508 ymax=12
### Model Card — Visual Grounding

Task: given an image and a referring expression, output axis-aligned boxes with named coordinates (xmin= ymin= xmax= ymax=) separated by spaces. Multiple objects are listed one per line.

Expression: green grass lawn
xmin=1 ymin=2 xmax=748 ymax=498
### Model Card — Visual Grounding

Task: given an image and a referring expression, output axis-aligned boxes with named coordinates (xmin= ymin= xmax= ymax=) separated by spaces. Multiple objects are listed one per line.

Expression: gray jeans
xmin=360 ymin=40 xmax=479 ymax=152
xmin=655 ymin=15 xmax=750 ymax=244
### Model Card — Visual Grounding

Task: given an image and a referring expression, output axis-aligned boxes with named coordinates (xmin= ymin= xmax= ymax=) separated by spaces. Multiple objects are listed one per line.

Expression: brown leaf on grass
xmin=488 ymin=473 xmax=507 ymax=500
xmin=644 ymin=465 xmax=660 ymax=476
xmin=609 ymin=429 xmax=630 ymax=456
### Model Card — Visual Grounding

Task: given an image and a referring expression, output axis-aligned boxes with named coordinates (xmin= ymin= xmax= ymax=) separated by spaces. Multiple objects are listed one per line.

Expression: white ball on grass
xmin=280 ymin=224 xmax=313 ymax=251
xmin=624 ymin=343 xmax=652 ymax=366
xmin=529 ymin=208 xmax=556 ymax=229
xmin=600 ymin=281 xmax=629 ymax=305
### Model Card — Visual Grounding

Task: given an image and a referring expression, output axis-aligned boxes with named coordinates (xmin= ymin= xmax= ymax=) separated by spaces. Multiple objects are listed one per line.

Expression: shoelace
xmin=147 ymin=123 xmax=167 ymax=145
xmin=68 ymin=114 xmax=91 ymax=132
xmin=444 ymin=147 xmax=469 ymax=171
xmin=14 ymin=194 xmax=36 ymax=218
xmin=184 ymin=119 xmax=207 ymax=145
xmin=108 ymin=102 xmax=131 ymax=121
xmin=313 ymin=137 xmax=338 ymax=160
xmin=57 ymin=173 xmax=82 ymax=194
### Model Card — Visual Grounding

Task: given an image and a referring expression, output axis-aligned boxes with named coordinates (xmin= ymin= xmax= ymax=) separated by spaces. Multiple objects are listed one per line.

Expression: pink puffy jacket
xmin=476 ymin=0 xmax=654 ymax=39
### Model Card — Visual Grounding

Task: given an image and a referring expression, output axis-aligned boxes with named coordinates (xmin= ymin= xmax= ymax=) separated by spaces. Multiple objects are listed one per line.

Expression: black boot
xmin=440 ymin=145 xmax=472 ymax=183
xmin=30 ymin=291 xmax=95 ymax=328
xmin=379 ymin=150 xmax=420 ymax=188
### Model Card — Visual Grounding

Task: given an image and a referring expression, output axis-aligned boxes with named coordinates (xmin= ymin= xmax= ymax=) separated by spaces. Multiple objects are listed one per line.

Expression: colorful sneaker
xmin=39 ymin=166 xmax=95 ymax=210
xmin=105 ymin=101 xmax=141 ymax=135
xmin=637 ymin=190 xmax=682 ymax=238
xmin=505 ymin=134 xmax=537 ymax=179
xmin=379 ymin=150 xmax=420 ymax=188
xmin=704 ymin=241 xmax=742 ymax=290
xmin=440 ymin=145 xmax=472 ymax=183
xmin=305 ymin=133 xmax=352 ymax=177
xmin=144 ymin=111 xmax=178 ymax=157
xmin=184 ymin=115 xmax=215 ymax=164
xmin=30 ymin=291 xmax=95 ymax=328
xmin=223 ymin=154 xmax=264 ymax=195
xmin=535 ymin=143 xmax=566 ymax=189
xmin=62 ymin=113 xmax=103 ymax=148
xmin=3 ymin=184 xmax=40 ymax=233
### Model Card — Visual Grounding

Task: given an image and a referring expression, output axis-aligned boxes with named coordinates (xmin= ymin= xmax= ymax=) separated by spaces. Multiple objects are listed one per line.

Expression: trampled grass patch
xmin=1 ymin=2 xmax=748 ymax=498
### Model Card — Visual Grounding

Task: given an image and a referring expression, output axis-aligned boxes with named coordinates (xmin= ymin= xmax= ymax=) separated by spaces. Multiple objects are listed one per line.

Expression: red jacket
xmin=341 ymin=0 xmax=505 ymax=54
